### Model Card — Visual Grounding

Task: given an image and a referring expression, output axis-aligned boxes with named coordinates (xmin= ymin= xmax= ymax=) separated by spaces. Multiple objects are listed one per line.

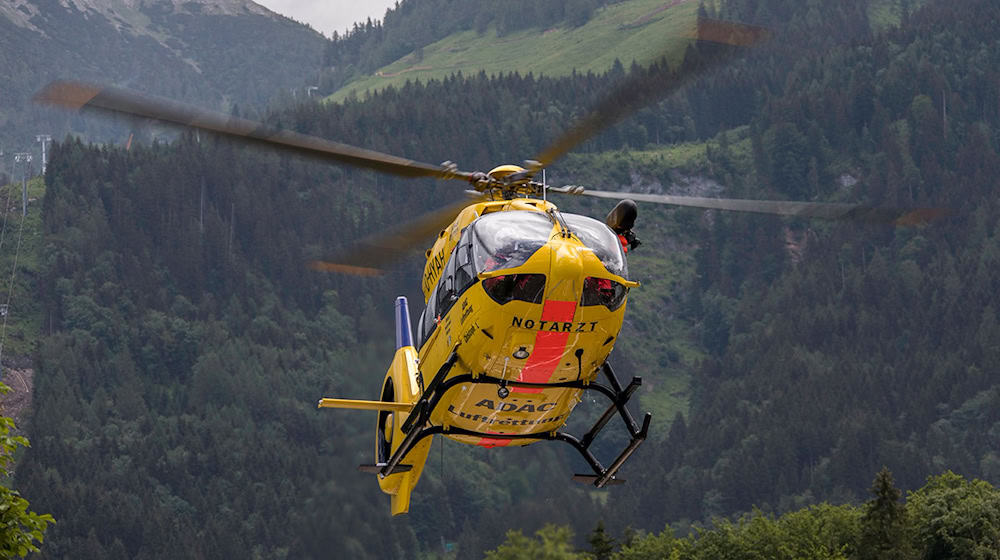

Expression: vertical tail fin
xmin=395 ymin=296 xmax=414 ymax=349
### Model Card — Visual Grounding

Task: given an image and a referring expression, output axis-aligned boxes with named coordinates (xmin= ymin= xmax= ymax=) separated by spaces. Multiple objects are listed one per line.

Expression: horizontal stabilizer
xmin=358 ymin=464 xmax=413 ymax=474
xmin=318 ymin=398 xmax=413 ymax=412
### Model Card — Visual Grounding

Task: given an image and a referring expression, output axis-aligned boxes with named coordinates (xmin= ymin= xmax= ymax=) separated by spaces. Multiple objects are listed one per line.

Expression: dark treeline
xmin=16 ymin=0 xmax=1000 ymax=557
xmin=486 ymin=469 xmax=1000 ymax=559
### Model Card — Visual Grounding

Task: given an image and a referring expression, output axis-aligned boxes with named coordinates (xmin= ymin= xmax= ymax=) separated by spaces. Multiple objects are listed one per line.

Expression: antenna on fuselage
xmin=542 ymin=169 xmax=547 ymax=204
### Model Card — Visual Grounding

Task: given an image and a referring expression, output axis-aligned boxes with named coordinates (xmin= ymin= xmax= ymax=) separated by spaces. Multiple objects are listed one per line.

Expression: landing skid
xmin=365 ymin=351 xmax=651 ymax=488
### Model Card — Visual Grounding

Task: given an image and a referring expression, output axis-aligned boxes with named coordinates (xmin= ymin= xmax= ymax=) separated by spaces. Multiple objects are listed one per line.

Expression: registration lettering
xmin=447 ymin=404 xmax=564 ymax=426
xmin=474 ymin=399 xmax=556 ymax=412
xmin=511 ymin=316 xmax=598 ymax=332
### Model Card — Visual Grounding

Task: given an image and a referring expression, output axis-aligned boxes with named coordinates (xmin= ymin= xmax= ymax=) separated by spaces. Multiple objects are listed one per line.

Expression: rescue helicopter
xmin=34 ymin=18 xmax=941 ymax=516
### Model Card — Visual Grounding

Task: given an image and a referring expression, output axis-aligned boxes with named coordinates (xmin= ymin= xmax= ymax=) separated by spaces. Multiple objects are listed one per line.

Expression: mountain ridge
xmin=0 ymin=0 xmax=326 ymax=162
xmin=0 ymin=0 xmax=276 ymax=37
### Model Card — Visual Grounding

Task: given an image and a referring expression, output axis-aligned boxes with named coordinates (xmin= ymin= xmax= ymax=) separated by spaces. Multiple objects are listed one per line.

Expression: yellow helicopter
xmin=34 ymin=18 xmax=940 ymax=515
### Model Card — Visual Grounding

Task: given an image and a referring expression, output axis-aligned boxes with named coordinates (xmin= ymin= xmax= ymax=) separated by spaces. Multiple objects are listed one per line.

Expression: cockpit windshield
xmin=563 ymin=213 xmax=628 ymax=278
xmin=472 ymin=211 xmax=553 ymax=273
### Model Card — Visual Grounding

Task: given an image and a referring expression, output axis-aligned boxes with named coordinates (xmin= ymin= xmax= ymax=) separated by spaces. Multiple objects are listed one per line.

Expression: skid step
xmin=572 ymin=474 xmax=625 ymax=486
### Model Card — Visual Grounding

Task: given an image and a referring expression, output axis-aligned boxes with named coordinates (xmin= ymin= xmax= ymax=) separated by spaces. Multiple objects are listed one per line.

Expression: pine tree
xmin=587 ymin=520 xmax=616 ymax=560
xmin=858 ymin=467 xmax=915 ymax=560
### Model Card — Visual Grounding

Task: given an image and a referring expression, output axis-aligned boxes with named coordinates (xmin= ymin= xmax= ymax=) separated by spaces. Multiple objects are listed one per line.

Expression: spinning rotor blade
xmin=309 ymin=192 xmax=486 ymax=275
xmin=531 ymin=18 xmax=770 ymax=170
xmin=549 ymin=186 xmax=947 ymax=226
xmin=34 ymin=80 xmax=474 ymax=181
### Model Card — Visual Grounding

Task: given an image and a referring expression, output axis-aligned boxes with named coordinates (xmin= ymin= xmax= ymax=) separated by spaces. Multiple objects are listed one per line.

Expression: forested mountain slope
xmin=12 ymin=0 xmax=1000 ymax=558
xmin=604 ymin=0 xmax=1000 ymax=536
xmin=0 ymin=0 xmax=326 ymax=162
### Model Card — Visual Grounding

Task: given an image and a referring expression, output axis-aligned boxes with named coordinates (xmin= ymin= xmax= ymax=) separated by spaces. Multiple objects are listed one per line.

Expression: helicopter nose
xmin=546 ymin=240 xmax=585 ymax=304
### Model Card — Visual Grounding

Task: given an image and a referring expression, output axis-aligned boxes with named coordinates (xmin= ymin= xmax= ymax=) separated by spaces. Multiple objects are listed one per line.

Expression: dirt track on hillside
xmin=1 ymin=367 xmax=32 ymax=427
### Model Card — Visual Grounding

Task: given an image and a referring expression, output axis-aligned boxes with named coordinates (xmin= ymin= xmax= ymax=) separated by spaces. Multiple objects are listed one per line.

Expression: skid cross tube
xmin=582 ymin=362 xmax=643 ymax=447
xmin=377 ymin=359 xmax=651 ymax=485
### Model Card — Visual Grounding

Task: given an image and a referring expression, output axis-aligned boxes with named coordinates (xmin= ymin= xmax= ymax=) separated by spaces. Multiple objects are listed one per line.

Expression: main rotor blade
xmin=549 ymin=186 xmax=947 ymax=226
xmin=309 ymin=192 xmax=485 ymax=275
xmin=531 ymin=18 xmax=770 ymax=169
xmin=34 ymin=80 xmax=473 ymax=181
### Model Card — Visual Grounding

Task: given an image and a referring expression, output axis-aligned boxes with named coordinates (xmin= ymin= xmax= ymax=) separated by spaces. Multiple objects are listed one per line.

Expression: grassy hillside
xmin=328 ymin=0 xmax=920 ymax=104
xmin=330 ymin=0 xmax=699 ymax=103
xmin=869 ymin=0 xmax=928 ymax=29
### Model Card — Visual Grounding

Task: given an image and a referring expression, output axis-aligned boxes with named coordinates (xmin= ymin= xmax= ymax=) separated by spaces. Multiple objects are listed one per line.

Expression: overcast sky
xmin=256 ymin=0 xmax=399 ymax=37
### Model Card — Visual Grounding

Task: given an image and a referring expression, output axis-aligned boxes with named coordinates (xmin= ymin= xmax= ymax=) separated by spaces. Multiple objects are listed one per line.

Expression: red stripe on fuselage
xmin=540 ymin=300 xmax=577 ymax=323
xmin=477 ymin=435 xmax=512 ymax=448
xmin=475 ymin=300 xmax=578 ymax=448
xmin=517 ymin=300 xmax=577 ymax=388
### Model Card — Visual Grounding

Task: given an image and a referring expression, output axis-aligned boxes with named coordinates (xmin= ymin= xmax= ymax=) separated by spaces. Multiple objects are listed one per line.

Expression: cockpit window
xmin=472 ymin=211 xmax=553 ymax=273
xmin=563 ymin=213 xmax=628 ymax=278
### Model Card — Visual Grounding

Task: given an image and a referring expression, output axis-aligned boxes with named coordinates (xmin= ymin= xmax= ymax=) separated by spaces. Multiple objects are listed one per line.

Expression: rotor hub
xmin=470 ymin=163 xmax=545 ymax=200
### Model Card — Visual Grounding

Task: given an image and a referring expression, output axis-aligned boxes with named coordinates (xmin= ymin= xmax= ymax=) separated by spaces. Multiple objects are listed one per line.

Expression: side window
xmin=415 ymin=308 xmax=427 ymax=350
xmin=436 ymin=250 xmax=458 ymax=319
xmin=419 ymin=291 xmax=437 ymax=349
xmin=454 ymin=235 xmax=476 ymax=296
xmin=419 ymin=232 xmax=475 ymax=350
